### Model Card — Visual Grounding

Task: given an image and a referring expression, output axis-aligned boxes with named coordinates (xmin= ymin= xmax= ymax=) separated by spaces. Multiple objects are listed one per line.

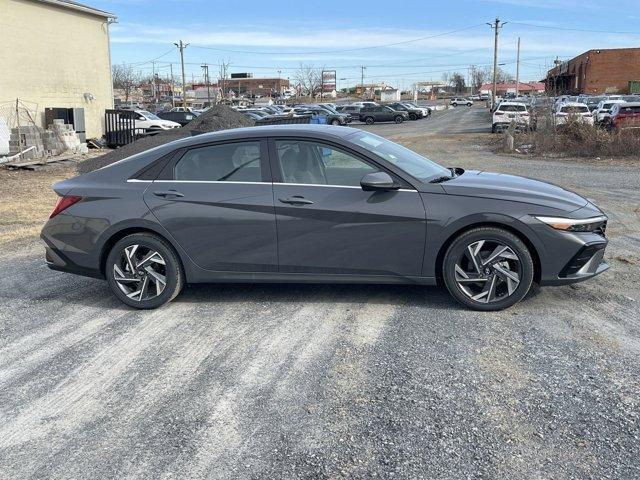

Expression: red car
xmin=609 ymin=102 xmax=640 ymax=129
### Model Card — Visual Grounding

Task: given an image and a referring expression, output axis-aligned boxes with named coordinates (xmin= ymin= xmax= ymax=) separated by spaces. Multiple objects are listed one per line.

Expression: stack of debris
xmin=6 ymin=120 xmax=88 ymax=161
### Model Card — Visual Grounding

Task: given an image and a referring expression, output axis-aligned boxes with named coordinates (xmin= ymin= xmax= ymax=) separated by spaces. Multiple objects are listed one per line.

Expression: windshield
xmin=349 ymin=131 xmax=450 ymax=182
xmin=139 ymin=111 xmax=161 ymax=120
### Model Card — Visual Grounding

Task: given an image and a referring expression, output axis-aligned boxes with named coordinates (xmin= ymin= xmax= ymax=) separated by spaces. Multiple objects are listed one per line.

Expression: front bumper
xmin=549 ymin=242 xmax=609 ymax=285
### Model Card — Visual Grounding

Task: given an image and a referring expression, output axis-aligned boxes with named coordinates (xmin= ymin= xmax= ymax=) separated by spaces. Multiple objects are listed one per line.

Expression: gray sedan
xmin=41 ymin=125 xmax=609 ymax=310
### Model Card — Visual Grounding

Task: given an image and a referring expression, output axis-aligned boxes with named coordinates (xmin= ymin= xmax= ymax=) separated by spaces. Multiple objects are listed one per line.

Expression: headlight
xmin=534 ymin=215 xmax=607 ymax=233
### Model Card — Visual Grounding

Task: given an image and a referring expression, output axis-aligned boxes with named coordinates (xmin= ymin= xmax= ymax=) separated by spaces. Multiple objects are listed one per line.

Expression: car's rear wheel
xmin=365 ymin=116 xmax=374 ymax=125
xmin=106 ymin=233 xmax=184 ymax=309
xmin=442 ymin=227 xmax=534 ymax=311
xmin=394 ymin=116 xmax=404 ymax=124
xmin=331 ymin=119 xmax=341 ymax=125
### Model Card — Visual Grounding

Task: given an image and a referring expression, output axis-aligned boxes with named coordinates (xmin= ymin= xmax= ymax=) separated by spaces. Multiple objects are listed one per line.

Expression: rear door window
xmin=174 ymin=141 xmax=262 ymax=182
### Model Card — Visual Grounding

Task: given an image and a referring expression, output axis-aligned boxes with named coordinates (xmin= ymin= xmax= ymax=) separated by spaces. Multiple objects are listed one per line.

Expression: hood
xmin=441 ymin=170 xmax=588 ymax=212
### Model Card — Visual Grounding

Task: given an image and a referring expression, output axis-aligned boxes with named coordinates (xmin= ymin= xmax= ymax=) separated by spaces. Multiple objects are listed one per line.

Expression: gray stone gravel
xmin=1 ymin=107 xmax=639 ymax=479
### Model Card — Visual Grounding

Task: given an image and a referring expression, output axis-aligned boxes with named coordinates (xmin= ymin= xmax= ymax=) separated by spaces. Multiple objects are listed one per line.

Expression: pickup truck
xmin=358 ymin=106 xmax=408 ymax=124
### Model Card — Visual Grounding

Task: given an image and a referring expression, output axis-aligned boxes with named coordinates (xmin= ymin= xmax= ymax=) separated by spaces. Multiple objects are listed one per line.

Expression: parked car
xmin=295 ymin=107 xmax=349 ymax=125
xmin=553 ymin=103 xmax=594 ymax=126
xmin=450 ymin=97 xmax=473 ymax=107
xmin=129 ymin=110 xmax=181 ymax=132
xmin=609 ymin=102 xmax=640 ymax=130
xmin=402 ymin=102 xmax=432 ymax=116
xmin=594 ymin=99 xmax=626 ymax=125
xmin=351 ymin=101 xmax=379 ymax=109
xmin=157 ymin=110 xmax=198 ymax=126
xmin=387 ymin=102 xmax=423 ymax=120
xmin=335 ymin=105 xmax=361 ymax=116
xmin=469 ymin=95 xmax=481 ymax=101
xmin=359 ymin=106 xmax=408 ymax=124
xmin=168 ymin=107 xmax=200 ymax=115
xmin=584 ymin=96 xmax=606 ymax=111
xmin=491 ymin=102 xmax=531 ymax=133
xmin=42 ymin=125 xmax=609 ymax=311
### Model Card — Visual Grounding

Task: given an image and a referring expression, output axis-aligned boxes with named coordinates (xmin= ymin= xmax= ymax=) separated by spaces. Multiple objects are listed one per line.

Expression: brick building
xmin=545 ymin=48 xmax=640 ymax=95
xmin=222 ymin=76 xmax=290 ymax=97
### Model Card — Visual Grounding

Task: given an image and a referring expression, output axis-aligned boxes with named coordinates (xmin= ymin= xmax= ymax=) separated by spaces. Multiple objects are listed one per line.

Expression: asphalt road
xmin=357 ymin=104 xmax=492 ymax=135
xmin=1 ymin=109 xmax=639 ymax=479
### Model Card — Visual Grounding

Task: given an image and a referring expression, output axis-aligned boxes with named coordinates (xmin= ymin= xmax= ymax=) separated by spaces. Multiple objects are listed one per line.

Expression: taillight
xmin=49 ymin=195 xmax=82 ymax=218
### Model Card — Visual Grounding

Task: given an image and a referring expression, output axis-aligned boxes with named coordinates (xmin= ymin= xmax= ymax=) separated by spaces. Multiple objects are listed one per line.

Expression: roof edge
xmin=32 ymin=0 xmax=116 ymax=19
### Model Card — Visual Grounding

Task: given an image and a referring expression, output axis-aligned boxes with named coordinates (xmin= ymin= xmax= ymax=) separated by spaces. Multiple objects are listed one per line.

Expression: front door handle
xmin=278 ymin=196 xmax=314 ymax=205
xmin=153 ymin=190 xmax=184 ymax=198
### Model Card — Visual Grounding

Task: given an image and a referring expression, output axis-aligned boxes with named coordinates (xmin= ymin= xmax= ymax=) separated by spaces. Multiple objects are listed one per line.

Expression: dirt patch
xmin=77 ymin=105 xmax=254 ymax=174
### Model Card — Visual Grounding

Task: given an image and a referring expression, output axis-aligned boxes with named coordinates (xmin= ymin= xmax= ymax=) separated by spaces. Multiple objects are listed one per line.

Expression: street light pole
xmin=515 ymin=37 xmax=521 ymax=96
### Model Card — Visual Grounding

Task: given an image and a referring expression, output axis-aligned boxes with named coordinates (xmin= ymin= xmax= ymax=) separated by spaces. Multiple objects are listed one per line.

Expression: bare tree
xmin=450 ymin=72 xmax=466 ymax=94
xmin=294 ymin=64 xmax=322 ymax=98
xmin=469 ymin=65 xmax=488 ymax=92
xmin=112 ymin=64 xmax=141 ymax=104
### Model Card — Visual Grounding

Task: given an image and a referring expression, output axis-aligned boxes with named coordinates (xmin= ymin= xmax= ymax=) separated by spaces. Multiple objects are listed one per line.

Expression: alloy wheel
xmin=454 ymin=240 xmax=522 ymax=304
xmin=113 ymin=244 xmax=167 ymax=301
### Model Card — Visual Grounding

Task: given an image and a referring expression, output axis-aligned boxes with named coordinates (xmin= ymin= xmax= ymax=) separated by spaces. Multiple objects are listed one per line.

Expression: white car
xmin=553 ymin=102 xmax=594 ymax=126
xmin=403 ymin=102 xmax=432 ymax=116
xmin=351 ymin=101 xmax=378 ymax=108
xmin=450 ymin=97 xmax=473 ymax=107
xmin=131 ymin=110 xmax=181 ymax=132
xmin=594 ymin=99 xmax=626 ymax=124
xmin=492 ymin=102 xmax=531 ymax=132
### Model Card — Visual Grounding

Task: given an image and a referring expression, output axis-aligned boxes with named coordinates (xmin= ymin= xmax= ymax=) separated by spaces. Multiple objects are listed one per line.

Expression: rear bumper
xmin=44 ymin=245 xmax=103 ymax=279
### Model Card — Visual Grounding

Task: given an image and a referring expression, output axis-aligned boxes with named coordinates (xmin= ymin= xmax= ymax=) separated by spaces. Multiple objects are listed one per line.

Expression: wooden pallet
xmin=3 ymin=155 xmax=76 ymax=170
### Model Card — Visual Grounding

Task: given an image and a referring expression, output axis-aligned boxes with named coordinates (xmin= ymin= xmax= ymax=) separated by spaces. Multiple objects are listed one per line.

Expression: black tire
xmin=394 ymin=116 xmax=404 ymax=124
xmin=467 ymin=102 xmax=472 ymax=107
xmin=331 ymin=119 xmax=340 ymax=126
xmin=365 ymin=116 xmax=374 ymax=125
xmin=442 ymin=227 xmax=534 ymax=311
xmin=452 ymin=102 xmax=457 ymax=107
xmin=106 ymin=233 xmax=184 ymax=309
xmin=409 ymin=113 xmax=418 ymax=120
xmin=491 ymin=123 xmax=497 ymax=133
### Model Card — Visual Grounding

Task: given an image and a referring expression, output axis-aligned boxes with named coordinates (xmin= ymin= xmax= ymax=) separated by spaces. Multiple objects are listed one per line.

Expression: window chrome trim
xmin=127 ymin=179 xmax=414 ymax=191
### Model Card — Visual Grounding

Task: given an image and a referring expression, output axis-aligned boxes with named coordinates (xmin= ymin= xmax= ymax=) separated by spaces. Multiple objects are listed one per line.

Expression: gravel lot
xmin=1 ymin=106 xmax=639 ymax=479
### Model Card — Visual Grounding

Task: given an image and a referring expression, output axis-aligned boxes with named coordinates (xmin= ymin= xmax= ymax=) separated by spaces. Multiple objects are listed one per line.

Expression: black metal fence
xmin=104 ymin=109 xmax=142 ymax=148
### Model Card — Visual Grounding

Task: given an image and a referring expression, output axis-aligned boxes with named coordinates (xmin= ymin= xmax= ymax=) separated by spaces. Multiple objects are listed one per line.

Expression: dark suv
xmin=359 ymin=106 xmax=408 ymax=124
xmin=293 ymin=107 xmax=349 ymax=126
xmin=387 ymin=103 xmax=423 ymax=120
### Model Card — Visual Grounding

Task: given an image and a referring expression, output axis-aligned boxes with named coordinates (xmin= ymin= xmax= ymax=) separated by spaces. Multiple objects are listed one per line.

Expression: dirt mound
xmin=77 ymin=105 xmax=254 ymax=174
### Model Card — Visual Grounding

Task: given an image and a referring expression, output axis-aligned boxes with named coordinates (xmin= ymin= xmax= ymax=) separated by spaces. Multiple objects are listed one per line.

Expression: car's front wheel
xmin=331 ymin=119 xmax=341 ymax=126
xmin=365 ymin=116 xmax=374 ymax=125
xmin=106 ymin=233 xmax=184 ymax=309
xmin=394 ymin=116 xmax=404 ymax=124
xmin=442 ymin=227 xmax=534 ymax=311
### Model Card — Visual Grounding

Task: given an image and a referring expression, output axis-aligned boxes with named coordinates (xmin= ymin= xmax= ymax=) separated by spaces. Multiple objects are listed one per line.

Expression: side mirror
xmin=360 ymin=172 xmax=399 ymax=191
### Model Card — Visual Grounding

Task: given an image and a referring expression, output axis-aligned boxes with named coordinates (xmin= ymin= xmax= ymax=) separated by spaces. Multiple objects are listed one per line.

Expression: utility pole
xmin=169 ymin=63 xmax=175 ymax=107
xmin=487 ymin=18 xmax=506 ymax=109
xmin=360 ymin=66 xmax=366 ymax=99
xmin=201 ymin=64 xmax=211 ymax=107
xmin=515 ymin=37 xmax=521 ymax=96
xmin=174 ymin=40 xmax=189 ymax=108
xmin=151 ymin=60 xmax=156 ymax=108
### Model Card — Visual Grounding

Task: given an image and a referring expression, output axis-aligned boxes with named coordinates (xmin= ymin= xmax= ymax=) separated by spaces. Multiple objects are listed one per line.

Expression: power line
xmin=188 ymin=24 xmax=486 ymax=55
xmin=508 ymin=21 xmax=640 ymax=36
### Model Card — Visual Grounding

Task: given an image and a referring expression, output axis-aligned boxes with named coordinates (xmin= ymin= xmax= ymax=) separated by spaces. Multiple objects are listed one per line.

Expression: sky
xmin=93 ymin=0 xmax=640 ymax=88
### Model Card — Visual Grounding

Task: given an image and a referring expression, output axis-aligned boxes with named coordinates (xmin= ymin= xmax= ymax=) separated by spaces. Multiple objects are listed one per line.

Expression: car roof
xmin=615 ymin=102 xmax=640 ymax=107
xmin=496 ymin=102 xmax=528 ymax=106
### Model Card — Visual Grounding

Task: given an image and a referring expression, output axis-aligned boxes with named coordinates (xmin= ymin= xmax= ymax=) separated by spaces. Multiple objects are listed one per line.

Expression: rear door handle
xmin=278 ymin=196 xmax=314 ymax=205
xmin=153 ymin=190 xmax=184 ymax=198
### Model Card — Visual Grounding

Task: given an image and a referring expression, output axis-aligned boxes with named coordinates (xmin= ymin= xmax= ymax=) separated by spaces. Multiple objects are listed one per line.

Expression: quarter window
xmin=275 ymin=140 xmax=377 ymax=187
xmin=174 ymin=142 xmax=262 ymax=182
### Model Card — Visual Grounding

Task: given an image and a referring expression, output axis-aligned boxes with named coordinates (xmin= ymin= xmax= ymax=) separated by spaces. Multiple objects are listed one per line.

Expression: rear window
xmin=618 ymin=106 xmax=640 ymax=114
xmin=560 ymin=106 xmax=589 ymax=114
xmin=497 ymin=105 xmax=527 ymax=112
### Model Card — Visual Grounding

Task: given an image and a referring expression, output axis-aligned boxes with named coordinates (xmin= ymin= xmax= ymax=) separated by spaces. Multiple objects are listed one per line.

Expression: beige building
xmin=0 ymin=0 xmax=116 ymax=139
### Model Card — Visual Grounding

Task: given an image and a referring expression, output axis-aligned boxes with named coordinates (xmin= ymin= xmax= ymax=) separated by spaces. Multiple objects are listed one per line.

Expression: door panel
xmin=143 ymin=139 xmax=277 ymax=272
xmin=270 ymin=138 xmax=426 ymax=277
xmin=274 ymin=185 xmax=426 ymax=276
